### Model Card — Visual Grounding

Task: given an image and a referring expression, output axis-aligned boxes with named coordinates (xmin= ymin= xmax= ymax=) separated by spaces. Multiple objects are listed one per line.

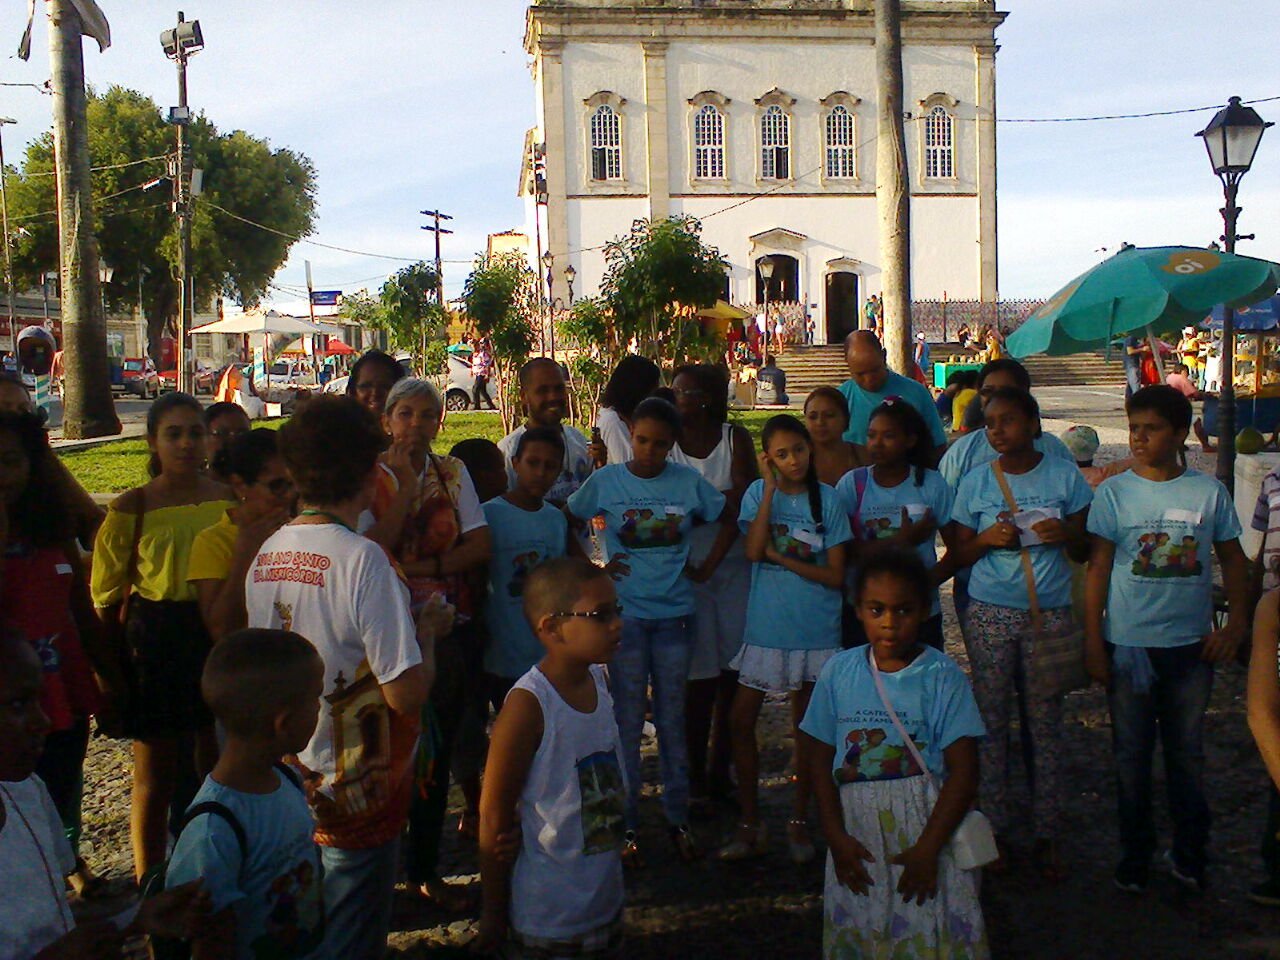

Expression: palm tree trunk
xmin=875 ymin=0 xmax=913 ymax=376
xmin=49 ymin=0 xmax=118 ymax=437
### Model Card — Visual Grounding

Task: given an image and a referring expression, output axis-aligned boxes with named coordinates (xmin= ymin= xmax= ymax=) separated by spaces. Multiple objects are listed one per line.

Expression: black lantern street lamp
xmin=1197 ymin=96 xmax=1271 ymax=494
xmin=542 ymin=250 xmax=556 ymax=359
xmin=565 ymin=263 xmax=576 ymax=305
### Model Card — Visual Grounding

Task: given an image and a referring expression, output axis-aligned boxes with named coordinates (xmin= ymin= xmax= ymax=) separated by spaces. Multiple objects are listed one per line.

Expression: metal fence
xmin=911 ymin=299 xmax=1045 ymax=341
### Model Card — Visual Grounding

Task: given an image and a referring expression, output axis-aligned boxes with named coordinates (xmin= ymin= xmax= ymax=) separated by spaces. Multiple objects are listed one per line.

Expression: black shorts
xmin=121 ymin=598 xmax=213 ymax=739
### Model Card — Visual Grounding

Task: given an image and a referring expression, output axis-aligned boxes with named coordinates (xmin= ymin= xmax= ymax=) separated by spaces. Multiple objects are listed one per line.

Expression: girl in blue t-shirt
xmin=799 ymin=550 xmax=987 ymax=960
xmin=951 ymin=387 xmax=1092 ymax=879
xmin=565 ymin=397 xmax=726 ymax=865
xmin=837 ymin=399 xmax=958 ymax=650
xmin=719 ymin=415 xmax=851 ymax=864
xmin=1084 ymin=385 xmax=1248 ymax=893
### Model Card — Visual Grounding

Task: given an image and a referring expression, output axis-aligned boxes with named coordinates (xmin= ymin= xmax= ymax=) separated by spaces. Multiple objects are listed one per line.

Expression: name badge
xmin=1268 ymin=492 xmax=1280 ymax=510
xmin=54 ymin=563 xmax=73 ymax=575
xmin=905 ymin=503 xmax=929 ymax=521
xmin=792 ymin=527 xmax=823 ymax=548
xmin=1164 ymin=508 xmax=1202 ymax=525
xmin=664 ymin=505 xmax=684 ymax=516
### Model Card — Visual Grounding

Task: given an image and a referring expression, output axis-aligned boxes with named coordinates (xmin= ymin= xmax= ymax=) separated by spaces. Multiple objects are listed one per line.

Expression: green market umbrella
xmin=1007 ymin=246 xmax=1280 ymax=358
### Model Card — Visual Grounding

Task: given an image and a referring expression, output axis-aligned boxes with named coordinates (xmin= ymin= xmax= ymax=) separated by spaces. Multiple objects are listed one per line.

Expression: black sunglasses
xmin=553 ymin=602 xmax=624 ymax=623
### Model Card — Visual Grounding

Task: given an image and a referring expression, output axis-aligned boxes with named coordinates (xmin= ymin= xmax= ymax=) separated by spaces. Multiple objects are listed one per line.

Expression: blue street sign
xmin=310 ymin=290 xmax=341 ymax=306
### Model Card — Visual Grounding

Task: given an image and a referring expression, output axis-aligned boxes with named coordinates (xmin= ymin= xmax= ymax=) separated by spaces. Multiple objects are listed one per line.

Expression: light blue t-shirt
xmin=939 ymin=428 xmax=1076 ymax=489
xmin=566 ymin=462 xmax=725 ymax=619
xmin=839 ymin=370 xmax=948 ymax=449
xmin=167 ymin=771 xmax=324 ymax=960
xmin=739 ymin=479 xmax=852 ymax=650
xmin=952 ymin=455 xmax=1093 ymax=610
xmin=1087 ymin=469 xmax=1241 ymax=648
xmin=835 ymin=466 xmax=954 ymax=617
xmin=482 ymin=497 xmax=568 ymax=679
xmin=801 ymin=645 xmax=985 ymax=783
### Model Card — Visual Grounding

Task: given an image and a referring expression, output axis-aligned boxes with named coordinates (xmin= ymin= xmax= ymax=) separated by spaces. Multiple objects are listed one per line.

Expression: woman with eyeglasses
xmin=187 ymin=429 xmax=294 ymax=642
xmin=346 ymin=349 xmax=406 ymax=419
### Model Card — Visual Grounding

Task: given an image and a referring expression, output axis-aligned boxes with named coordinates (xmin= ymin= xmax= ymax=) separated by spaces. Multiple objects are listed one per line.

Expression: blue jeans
xmin=612 ymin=615 xmax=693 ymax=828
xmin=1107 ymin=642 xmax=1213 ymax=875
xmin=320 ymin=837 xmax=400 ymax=958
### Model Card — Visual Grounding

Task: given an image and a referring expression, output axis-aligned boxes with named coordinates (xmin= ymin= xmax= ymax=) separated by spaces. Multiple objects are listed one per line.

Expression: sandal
xmin=1033 ymin=839 xmax=1067 ymax=883
xmin=786 ymin=818 xmax=816 ymax=865
xmin=621 ymin=830 xmax=645 ymax=869
xmin=717 ymin=821 xmax=768 ymax=861
xmin=457 ymin=810 xmax=480 ymax=841
xmin=670 ymin=823 xmax=701 ymax=863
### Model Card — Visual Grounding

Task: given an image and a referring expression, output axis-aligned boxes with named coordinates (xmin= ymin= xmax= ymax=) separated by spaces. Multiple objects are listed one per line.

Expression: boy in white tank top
xmin=476 ymin=557 xmax=628 ymax=959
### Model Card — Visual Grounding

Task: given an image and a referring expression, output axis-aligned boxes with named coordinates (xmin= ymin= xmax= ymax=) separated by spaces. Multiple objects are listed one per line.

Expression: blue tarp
xmin=1204 ymin=295 xmax=1280 ymax=332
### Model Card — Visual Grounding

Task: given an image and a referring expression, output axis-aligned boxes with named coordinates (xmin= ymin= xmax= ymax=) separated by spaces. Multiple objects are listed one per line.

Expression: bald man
xmin=837 ymin=331 xmax=948 ymax=466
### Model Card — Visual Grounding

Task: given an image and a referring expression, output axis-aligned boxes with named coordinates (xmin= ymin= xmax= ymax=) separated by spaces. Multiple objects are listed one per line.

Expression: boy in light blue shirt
xmin=168 ymin=629 xmax=326 ymax=960
xmin=1084 ymin=385 xmax=1249 ymax=895
xmin=482 ymin=427 xmax=570 ymax=704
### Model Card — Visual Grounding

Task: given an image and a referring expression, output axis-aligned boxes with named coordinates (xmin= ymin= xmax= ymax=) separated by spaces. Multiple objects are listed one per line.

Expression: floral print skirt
xmin=823 ymin=776 xmax=988 ymax=960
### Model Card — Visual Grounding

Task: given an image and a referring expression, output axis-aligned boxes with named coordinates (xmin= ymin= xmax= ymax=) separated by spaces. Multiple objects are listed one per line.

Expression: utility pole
xmin=163 ymin=12 xmax=200 ymax=394
xmin=48 ymin=0 xmax=118 ymax=437
xmin=421 ymin=208 xmax=453 ymax=359
xmin=0 ymin=118 xmax=16 ymax=350
xmin=874 ymin=0 xmax=913 ymax=375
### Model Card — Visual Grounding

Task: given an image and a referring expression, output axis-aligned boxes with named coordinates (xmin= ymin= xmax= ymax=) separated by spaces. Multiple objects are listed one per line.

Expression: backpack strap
xmin=274 ymin=761 xmax=304 ymax=792
xmin=851 ymin=467 xmax=870 ymax=541
xmin=179 ymin=801 xmax=249 ymax=869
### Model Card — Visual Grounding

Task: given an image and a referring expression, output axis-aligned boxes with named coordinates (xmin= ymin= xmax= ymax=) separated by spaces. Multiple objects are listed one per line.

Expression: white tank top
xmin=508 ymin=665 xmax=627 ymax=940
xmin=670 ymin=424 xmax=743 ymax=566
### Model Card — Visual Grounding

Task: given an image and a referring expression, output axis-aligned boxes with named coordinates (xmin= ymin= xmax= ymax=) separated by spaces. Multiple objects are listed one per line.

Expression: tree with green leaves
xmin=8 ymin=85 xmax=317 ymax=362
xmin=599 ymin=215 xmax=728 ymax=362
xmin=461 ymin=252 xmax=538 ymax=432
xmin=372 ymin=262 xmax=443 ymax=376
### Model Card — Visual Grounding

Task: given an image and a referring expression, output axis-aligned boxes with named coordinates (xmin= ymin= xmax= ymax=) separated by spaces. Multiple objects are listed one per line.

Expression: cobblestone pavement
xmin=76 ymin=444 xmax=1280 ymax=958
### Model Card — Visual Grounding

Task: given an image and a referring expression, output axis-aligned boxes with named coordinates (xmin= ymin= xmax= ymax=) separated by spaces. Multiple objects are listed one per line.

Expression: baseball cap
xmin=1060 ymin=424 xmax=1100 ymax=463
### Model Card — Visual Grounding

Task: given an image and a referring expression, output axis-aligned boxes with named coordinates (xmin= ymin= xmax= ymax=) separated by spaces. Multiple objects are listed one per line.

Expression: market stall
xmin=1200 ymin=295 xmax=1280 ymax=435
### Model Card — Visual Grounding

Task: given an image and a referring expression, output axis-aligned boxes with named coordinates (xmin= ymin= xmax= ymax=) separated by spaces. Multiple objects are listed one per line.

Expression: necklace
xmin=298 ymin=509 xmax=355 ymax=533
xmin=0 ymin=782 xmax=71 ymax=935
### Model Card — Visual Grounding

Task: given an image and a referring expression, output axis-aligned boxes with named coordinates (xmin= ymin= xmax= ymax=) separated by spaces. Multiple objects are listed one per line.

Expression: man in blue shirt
xmin=838 ymin=331 xmax=948 ymax=466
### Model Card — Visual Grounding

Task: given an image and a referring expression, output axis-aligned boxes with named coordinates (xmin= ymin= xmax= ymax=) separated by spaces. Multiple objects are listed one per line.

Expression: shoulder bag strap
xmin=991 ymin=462 xmax=1043 ymax=629
xmin=867 ymin=649 xmax=940 ymax=792
xmin=119 ymin=486 xmax=146 ymax=626
xmin=851 ymin=466 xmax=870 ymax=541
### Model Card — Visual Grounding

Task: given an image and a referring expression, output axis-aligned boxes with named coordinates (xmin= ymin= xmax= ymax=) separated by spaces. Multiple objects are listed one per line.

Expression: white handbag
xmin=868 ymin=650 xmax=998 ymax=871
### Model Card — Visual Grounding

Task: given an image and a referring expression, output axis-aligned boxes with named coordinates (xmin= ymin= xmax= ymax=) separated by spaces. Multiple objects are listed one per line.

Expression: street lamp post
xmin=1197 ymin=96 xmax=1271 ymax=495
xmin=0 ymin=117 xmax=16 ymax=351
xmin=97 ymin=262 xmax=113 ymax=327
xmin=161 ymin=12 xmax=203 ymax=394
xmin=542 ymin=250 xmax=555 ymax=360
xmin=565 ymin=264 xmax=576 ymax=305
xmin=759 ymin=257 xmax=775 ymax=354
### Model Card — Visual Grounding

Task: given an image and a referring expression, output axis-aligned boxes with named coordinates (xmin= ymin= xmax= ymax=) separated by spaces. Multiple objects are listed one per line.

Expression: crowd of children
xmin=0 ymin=339 xmax=1276 ymax=960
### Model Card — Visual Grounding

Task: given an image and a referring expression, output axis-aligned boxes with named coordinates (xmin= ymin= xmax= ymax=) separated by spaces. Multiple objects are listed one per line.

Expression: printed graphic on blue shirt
xmin=771 ymin=521 xmax=822 ymax=562
xmin=1132 ymin=531 xmax=1202 ymax=578
xmin=508 ymin=551 xmax=541 ymax=597
xmin=836 ymin=723 xmax=927 ymax=783
xmin=577 ymin=748 xmax=626 ymax=855
xmin=619 ymin=507 xmax=686 ymax=549
xmin=254 ymin=858 xmax=324 ymax=959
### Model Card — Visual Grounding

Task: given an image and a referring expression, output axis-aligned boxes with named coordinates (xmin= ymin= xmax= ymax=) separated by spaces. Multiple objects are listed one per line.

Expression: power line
xmin=20 ymin=154 xmax=170 ymax=178
xmin=1000 ymin=94 xmax=1280 ymax=123
xmin=200 ymin=199 xmax=424 ymax=263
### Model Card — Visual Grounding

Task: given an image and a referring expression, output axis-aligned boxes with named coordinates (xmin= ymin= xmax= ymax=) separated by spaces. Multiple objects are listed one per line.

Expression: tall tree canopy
xmin=7 ymin=85 xmax=317 ymax=358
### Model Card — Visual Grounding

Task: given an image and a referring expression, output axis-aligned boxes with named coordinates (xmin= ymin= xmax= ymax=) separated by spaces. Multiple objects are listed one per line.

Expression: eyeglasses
xmin=553 ymin=602 xmax=624 ymax=623
xmin=672 ymin=387 xmax=706 ymax=399
xmin=209 ymin=428 xmax=248 ymax=440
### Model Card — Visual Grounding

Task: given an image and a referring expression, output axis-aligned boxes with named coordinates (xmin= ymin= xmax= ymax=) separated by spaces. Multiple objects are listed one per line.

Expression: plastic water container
xmin=1235 ymin=452 xmax=1280 ymax=559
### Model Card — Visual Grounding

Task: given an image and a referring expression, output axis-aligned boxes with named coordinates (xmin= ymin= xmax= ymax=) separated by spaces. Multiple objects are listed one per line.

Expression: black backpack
xmin=140 ymin=763 xmax=305 ymax=960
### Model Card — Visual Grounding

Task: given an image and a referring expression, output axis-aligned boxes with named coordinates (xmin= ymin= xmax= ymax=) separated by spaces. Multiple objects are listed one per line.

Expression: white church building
xmin=521 ymin=0 xmax=1006 ymax=344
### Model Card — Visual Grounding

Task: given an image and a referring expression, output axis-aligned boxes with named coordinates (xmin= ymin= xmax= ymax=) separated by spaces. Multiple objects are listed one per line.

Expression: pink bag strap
xmin=867 ymin=648 xmax=939 ymax=791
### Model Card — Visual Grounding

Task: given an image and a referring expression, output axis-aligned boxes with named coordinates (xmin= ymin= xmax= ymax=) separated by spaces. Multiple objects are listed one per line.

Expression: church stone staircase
xmin=775 ymin=343 xmax=1128 ymax=395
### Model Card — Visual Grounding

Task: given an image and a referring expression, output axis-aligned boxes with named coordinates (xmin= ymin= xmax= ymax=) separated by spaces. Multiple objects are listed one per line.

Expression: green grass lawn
xmin=59 ymin=409 xmax=786 ymax=495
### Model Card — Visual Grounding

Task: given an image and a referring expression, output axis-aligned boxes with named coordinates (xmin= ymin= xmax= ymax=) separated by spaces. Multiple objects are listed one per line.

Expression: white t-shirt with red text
xmin=245 ymin=522 xmax=422 ymax=849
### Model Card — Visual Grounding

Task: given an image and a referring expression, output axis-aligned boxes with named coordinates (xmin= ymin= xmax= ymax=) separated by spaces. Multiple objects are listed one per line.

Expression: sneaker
xmin=1113 ymin=862 xmax=1148 ymax=894
xmin=1163 ymin=850 xmax=1206 ymax=893
xmin=1248 ymin=877 xmax=1280 ymax=906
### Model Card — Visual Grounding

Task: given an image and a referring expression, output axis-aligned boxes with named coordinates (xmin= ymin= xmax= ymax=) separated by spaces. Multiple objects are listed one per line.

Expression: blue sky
xmin=0 ymin=1 xmax=1274 ymax=309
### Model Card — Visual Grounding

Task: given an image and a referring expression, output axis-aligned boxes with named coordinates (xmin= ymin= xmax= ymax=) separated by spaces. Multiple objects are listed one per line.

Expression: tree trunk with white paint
xmin=49 ymin=0 xmax=118 ymax=438
xmin=875 ymin=0 xmax=913 ymax=376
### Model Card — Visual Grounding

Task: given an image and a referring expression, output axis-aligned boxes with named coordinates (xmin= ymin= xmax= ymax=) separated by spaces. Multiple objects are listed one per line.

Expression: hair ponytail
xmin=867 ymin=398 xmax=931 ymax=486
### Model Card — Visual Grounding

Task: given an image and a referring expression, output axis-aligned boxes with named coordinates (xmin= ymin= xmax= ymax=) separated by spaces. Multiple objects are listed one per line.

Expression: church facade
xmin=522 ymin=0 xmax=1006 ymax=344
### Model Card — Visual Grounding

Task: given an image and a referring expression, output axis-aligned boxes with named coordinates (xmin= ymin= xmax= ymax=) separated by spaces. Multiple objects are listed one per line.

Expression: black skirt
xmin=121 ymin=597 xmax=213 ymax=739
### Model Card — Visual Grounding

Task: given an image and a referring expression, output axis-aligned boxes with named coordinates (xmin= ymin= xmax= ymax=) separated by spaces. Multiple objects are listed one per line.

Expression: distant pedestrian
xmin=472 ymin=338 xmax=497 ymax=410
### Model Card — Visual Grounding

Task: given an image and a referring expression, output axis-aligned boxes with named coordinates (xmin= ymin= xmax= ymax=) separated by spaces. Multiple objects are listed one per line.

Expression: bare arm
xmin=475 ymin=688 xmax=544 ymax=952
xmin=765 ymin=540 xmax=847 ymax=588
xmin=1205 ymin=538 xmax=1251 ymax=662
xmin=402 ymin=526 xmax=492 ymax=579
xmin=951 ymin=520 xmax=1018 ymax=569
xmin=890 ymin=737 xmax=979 ymax=905
xmin=363 ymin=449 xmax=416 ymax=549
xmin=744 ymin=479 xmax=775 ymax=563
xmin=931 ymin=521 xmax=960 ymax=588
xmin=1084 ymin=535 xmax=1116 ymax=686
xmin=1249 ymin=591 xmax=1280 ymax=790
xmin=802 ymin=732 xmax=875 ymax=895
xmin=381 ymin=662 xmax=431 ymax=717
